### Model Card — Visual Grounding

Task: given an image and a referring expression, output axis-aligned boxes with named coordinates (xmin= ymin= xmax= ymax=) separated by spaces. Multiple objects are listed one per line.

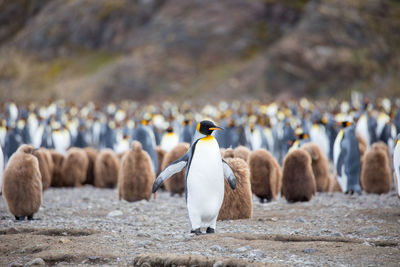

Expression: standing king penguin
xmin=152 ymin=120 xmax=236 ymax=235
xmin=394 ymin=134 xmax=400 ymax=198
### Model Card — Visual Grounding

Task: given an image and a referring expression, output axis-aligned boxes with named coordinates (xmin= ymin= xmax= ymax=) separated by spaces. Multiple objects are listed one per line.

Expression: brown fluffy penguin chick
xmin=156 ymin=146 xmax=167 ymax=176
xmin=234 ymin=146 xmax=251 ymax=162
xmin=248 ymin=149 xmax=282 ymax=203
xmin=118 ymin=141 xmax=155 ymax=202
xmin=62 ymin=148 xmax=89 ymax=187
xmin=301 ymin=143 xmax=331 ymax=192
xmin=83 ymin=147 xmax=97 ymax=185
xmin=218 ymin=158 xmax=252 ymax=221
xmin=223 ymin=148 xmax=234 ymax=159
xmin=94 ymin=149 xmax=120 ymax=188
xmin=162 ymin=143 xmax=190 ymax=196
xmin=33 ymin=148 xmax=53 ymax=190
xmin=360 ymin=142 xmax=391 ymax=194
xmin=282 ymin=149 xmax=316 ymax=202
xmin=49 ymin=150 xmax=65 ymax=187
xmin=2 ymin=145 xmax=42 ymax=220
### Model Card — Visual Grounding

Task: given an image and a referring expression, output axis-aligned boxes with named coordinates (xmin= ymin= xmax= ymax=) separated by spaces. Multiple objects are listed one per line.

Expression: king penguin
xmin=152 ymin=120 xmax=236 ymax=235
xmin=333 ymin=121 xmax=362 ymax=194
xmin=393 ymin=134 xmax=400 ymax=198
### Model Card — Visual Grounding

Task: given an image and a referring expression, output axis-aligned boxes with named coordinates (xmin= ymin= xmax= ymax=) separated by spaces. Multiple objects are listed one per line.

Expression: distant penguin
xmin=33 ymin=148 xmax=53 ymax=190
xmin=155 ymin=146 xmax=166 ymax=176
xmin=62 ymin=148 xmax=89 ymax=187
xmin=223 ymin=148 xmax=234 ymax=159
xmin=94 ymin=149 xmax=120 ymax=188
xmin=2 ymin=145 xmax=42 ymax=220
xmin=152 ymin=120 xmax=236 ymax=235
xmin=132 ymin=120 xmax=159 ymax=174
xmin=162 ymin=143 xmax=190 ymax=196
xmin=218 ymin=158 xmax=252 ymax=221
xmin=309 ymin=120 xmax=330 ymax=157
xmin=49 ymin=150 xmax=65 ymax=187
xmin=179 ymin=119 xmax=194 ymax=143
xmin=356 ymin=110 xmax=377 ymax=147
xmin=282 ymin=149 xmax=316 ymax=202
xmin=360 ymin=142 xmax=391 ymax=194
xmin=393 ymin=134 xmax=400 ymax=198
xmin=160 ymin=126 xmax=179 ymax=152
xmin=248 ymin=149 xmax=282 ymax=203
xmin=118 ymin=141 xmax=155 ymax=202
xmin=233 ymin=145 xmax=251 ymax=162
xmin=301 ymin=143 xmax=331 ymax=192
xmin=52 ymin=125 xmax=71 ymax=155
xmin=333 ymin=122 xmax=362 ymax=194
xmin=83 ymin=147 xmax=97 ymax=185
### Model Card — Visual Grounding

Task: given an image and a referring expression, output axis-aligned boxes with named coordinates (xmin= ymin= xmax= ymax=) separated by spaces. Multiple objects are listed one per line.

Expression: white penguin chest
xmin=187 ymin=137 xmax=224 ymax=218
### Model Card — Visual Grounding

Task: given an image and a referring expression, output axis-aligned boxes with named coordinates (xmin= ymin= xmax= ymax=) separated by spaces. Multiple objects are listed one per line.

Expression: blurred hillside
xmin=0 ymin=0 xmax=399 ymax=102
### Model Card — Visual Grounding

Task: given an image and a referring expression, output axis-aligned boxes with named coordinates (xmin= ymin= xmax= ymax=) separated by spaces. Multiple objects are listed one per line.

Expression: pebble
xmin=213 ymin=261 xmax=224 ymax=267
xmin=234 ymin=245 xmax=252 ymax=253
xmin=356 ymin=226 xmax=379 ymax=235
xmin=24 ymin=258 xmax=45 ymax=266
xmin=210 ymin=245 xmax=223 ymax=252
xmin=249 ymin=249 xmax=265 ymax=258
xmin=107 ymin=210 xmax=123 ymax=217
xmin=88 ymin=256 xmax=100 ymax=261
xmin=7 ymin=263 xmax=23 ymax=267
xmin=296 ymin=217 xmax=306 ymax=223
xmin=304 ymin=248 xmax=317 ymax=254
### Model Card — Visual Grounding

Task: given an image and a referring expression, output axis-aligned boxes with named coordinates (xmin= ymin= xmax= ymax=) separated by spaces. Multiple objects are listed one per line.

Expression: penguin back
xmin=248 ymin=149 xmax=281 ymax=202
xmin=233 ymin=146 xmax=251 ymax=162
xmin=49 ymin=150 xmax=65 ymax=187
xmin=2 ymin=145 xmax=42 ymax=217
xmin=218 ymin=157 xmax=252 ymax=221
xmin=118 ymin=141 xmax=154 ymax=201
xmin=301 ymin=142 xmax=331 ymax=192
xmin=94 ymin=149 xmax=120 ymax=188
xmin=282 ymin=149 xmax=316 ymax=202
xmin=33 ymin=148 xmax=53 ymax=190
xmin=83 ymin=147 xmax=98 ymax=185
xmin=62 ymin=147 xmax=89 ymax=187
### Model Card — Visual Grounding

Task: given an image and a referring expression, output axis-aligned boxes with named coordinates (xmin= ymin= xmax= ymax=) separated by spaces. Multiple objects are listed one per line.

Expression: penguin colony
xmin=1 ymin=97 xmax=400 ymax=224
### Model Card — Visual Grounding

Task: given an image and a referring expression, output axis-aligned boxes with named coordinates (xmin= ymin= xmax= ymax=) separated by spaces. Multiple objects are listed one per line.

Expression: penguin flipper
xmin=336 ymin=140 xmax=347 ymax=176
xmin=222 ymin=159 xmax=236 ymax=189
xmin=152 ymin=153 xmax=189 ymax=193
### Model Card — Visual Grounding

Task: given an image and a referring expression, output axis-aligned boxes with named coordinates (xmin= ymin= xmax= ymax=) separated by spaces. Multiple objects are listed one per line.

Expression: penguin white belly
xmin=356 ymin=116 xmax=370 ymax=148
xmin=251 ymin=130 xmax=262 ymax=150
xmin=310 ymin=126 xmax=330 ymax=157
xmin=393 ymin=143 xmax=400 ymax=197
xmin=186 ymin=137 xmax=224 ymax=230
xmin=160 ymin=134 xmax=179 ymax=152
xmin=333 ymin=130 xmax=348 ymax=193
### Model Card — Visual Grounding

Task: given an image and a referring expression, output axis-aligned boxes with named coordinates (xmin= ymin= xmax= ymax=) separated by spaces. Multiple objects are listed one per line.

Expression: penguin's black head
xmin=197 ymin=120 xmax=224 ymax=135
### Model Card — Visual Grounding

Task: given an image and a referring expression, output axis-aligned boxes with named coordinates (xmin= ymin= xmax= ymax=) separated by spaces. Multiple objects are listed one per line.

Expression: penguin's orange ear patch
xmin=196 ymin=122 xmax=201 ymax=132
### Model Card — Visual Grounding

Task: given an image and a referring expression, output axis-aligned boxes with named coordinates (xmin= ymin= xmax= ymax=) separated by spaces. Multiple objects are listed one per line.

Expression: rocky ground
xmin=0 ymin=186 xmax=400 ymax=266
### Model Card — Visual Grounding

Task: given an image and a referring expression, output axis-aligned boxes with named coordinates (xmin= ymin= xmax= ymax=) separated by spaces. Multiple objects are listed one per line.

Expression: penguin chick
xmin=282 ymin=149 xmax=316 ymax=202
xmin=223 ymin=148 xmax=234 ymax=159
xmin=33 ymin=148 xmax=53 ymax=190
xmin=356 ymin=133 xmax=367 ymax=165
xmin=83 ymin=147 xmax=97 ymax=185
xmin=156 ymin=146 xmax=167 ymax=176
xmin=94 ymin=149 xmax=120 ymax=188
xmin=2 ymin=144 xmax=42 ymax=220
xmin=118 ymin=141 xmax=155 ymax=202
xmin=218 ymin=158 xmax=252 ymax=221
xmin=360 ymin=142 xmax=391 ymax=194
xmin=301 ymin=143 xmax=331 ymax=192
xmin=62 ymin=147 xmax=89 ymax=187
xmin=233 ymin=145 xmax=251 ymax=162
xmin=162 ymin=143 xmax=190 ymax=196
xmin=49 ymin=150 xmax=65 ymax=187
xmin=248 ymin=149 xmax=282 ymax=203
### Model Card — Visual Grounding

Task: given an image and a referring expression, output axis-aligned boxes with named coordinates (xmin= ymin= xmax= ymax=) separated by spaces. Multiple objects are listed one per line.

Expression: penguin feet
xmin=259 ymin=198 xmax=265 ymax=204
xmin=27 ymin=215 xmax=34 ymax=220
xmin=15 ymin=216 xmax=25 ymax=221
xmin=191 ymin=228 xmax=202 ymax=235
xmin=206 ymin=227 xmax=215 ymax=234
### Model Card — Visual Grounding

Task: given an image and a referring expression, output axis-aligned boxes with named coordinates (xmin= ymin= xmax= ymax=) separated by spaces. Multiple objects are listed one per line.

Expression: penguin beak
xmin=396 ymin=138 xmax=398 ymax=145
xmin=209 ymin=126 xmax=224 ymax=131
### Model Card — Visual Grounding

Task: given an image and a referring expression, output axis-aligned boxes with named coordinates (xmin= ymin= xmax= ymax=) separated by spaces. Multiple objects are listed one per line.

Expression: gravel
xmin=1 ymin=186 xmax=400 ymax=266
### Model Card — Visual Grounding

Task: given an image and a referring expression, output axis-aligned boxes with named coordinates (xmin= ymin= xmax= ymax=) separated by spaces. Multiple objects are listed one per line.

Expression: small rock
xmin=56 ymin=262 xmax=68 ymax=266
xmin=7 ymin=263 xmax=23 ymax=267
xmin=270 ymin=217 xmax=278 ymax=222
xmin=356 ymin=226 xmax=379 ymax=235
xmin=234 ymin=245 xmax=251 ymax=253
xmin=7 ymin=228 xmax=19 ymax=234
xmin=210 ymin=245 xmax=223 ymax=252
xmin=296 ymin=217 xmax=306 ymax=223
xmin=88 ymin=256 xmax=100 ymax=261
xmin=249 ymin=249 xmax=265 ymax=258
xmin=59 ymin=238 xmax=71 ymax=244
xmin=137 ymin=232 xmax=150 ymax=238
xmin=304 ymin=248 xmax=317 ymax=254
xmin=24 ymin=258 xmax=45 ymax=266
xmin=107 ymin=210 xmax=123 ymax=217
xmin=213 ymin=261 xmax=224 ymax=267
